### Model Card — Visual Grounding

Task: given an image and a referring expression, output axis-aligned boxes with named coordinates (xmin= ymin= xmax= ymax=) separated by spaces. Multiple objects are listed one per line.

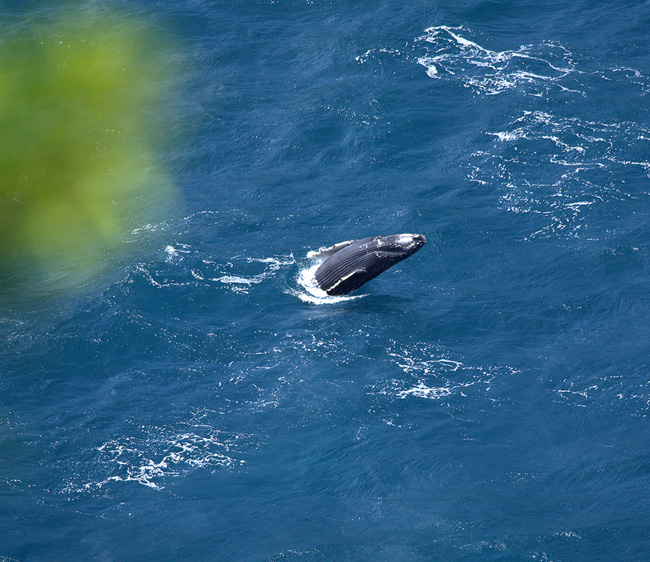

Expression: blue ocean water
xmin=2 ymin=1 xmax=650 ymax=560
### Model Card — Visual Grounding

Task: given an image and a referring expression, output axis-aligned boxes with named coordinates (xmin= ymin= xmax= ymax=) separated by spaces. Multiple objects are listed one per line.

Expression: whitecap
xmin=67 ymin=426 xmax=246 ymax=493
xmin=416 ymin=26 xmax=577 ymax=97
xmin=209 ymin=255 xmax=295 ymax=294
xmin=469 ymin=110 xmax=650 ymax=240
xmin=397 ymin=382 xmax=452 ymax=400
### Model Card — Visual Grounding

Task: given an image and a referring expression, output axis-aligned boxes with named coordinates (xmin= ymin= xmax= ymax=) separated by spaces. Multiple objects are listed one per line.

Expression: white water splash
xmin=215 ymin=256 xmax=295 ymax=294
xmin=288 ymin=251 xmax=366 ymax=305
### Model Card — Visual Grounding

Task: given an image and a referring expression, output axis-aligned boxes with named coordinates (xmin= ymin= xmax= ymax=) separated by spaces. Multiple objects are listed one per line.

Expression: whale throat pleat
xmin=315 ymin=249 xmax=388 ymax=294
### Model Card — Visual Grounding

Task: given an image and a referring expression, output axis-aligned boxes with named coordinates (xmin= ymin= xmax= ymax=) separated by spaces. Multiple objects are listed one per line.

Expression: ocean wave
xmin=468 ymin=111 xmax=650 ymax=239
xmin=551 ymin=371 xmax=650 ymax=413
xmin=357 ymin=25 xmax=648 ymax=104
xmin=355 ymin=25 xmax=583 ymax=97
xmin=134 ymin=247 xmax=295 ymax=294
xmin=415 ymin=25 xmax=579 ymax=97
xmin=65 ymin=418 xmax=246 ymax=492
xmin=370 ymin=341 xmax=519 ymax=407
xmin=215 ymin=256 xmax=295 ymax=294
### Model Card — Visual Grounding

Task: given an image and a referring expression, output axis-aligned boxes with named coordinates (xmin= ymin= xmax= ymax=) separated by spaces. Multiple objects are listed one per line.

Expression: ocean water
xmin=2 ymin=1 xmax=650 ymax=561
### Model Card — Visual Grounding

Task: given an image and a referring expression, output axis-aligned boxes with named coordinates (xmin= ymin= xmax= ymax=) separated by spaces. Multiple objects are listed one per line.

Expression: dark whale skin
xmin=314 ymin=233 xmax=426 ymax=296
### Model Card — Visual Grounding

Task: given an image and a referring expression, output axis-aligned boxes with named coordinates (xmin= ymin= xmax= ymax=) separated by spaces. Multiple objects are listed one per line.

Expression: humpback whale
xmin=313 ymin=233 xmax=426 ymax=296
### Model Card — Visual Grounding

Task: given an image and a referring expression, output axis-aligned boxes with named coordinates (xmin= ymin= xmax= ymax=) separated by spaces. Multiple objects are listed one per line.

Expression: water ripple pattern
xmin=415 ymin=26 xmax=578 ymax=97
xmin=65 ymin=413 xmax=247 ymax=492
xmin=3 ymin=3 xmax=650 ymax=562
xmin=469 ymin=111 xmax=650 ymax=239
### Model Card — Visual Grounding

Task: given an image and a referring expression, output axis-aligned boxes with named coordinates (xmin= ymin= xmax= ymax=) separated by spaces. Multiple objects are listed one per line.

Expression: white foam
xmin=565 ymin=201 xmax=594 ymax=211
xmin=470 ymin=108 xmax=650 ymax=240
xmin=369 ymin=342 xmax=522 ymax=406
xmin=397 ymin=382 xmax=452 ymax=400
xmin=70 ymin=429 xmax=245 ymax=492
xmin=217 ymin=275 xmax=260 ymax=285
xmin=490 ymin=130 xmax=527 ymax=142
xmin=417 ymin=26 xmax=576 ymax=97
xmin=355 ymin=47 xmax=402 ymax=63
xmin=289 ymin=261 xmax=365 ymax=304
xmin=213 ymin=255 xmax=295 ymax=294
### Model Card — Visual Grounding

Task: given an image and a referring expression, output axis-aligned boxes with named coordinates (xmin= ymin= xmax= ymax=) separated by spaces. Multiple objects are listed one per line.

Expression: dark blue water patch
xmin=3 ymin=0 xmax=650 ymax=560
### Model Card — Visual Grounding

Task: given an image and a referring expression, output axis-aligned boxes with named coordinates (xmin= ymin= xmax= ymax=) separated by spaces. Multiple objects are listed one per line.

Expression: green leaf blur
xmin=0 ymin=8 xmax=179 ymax=303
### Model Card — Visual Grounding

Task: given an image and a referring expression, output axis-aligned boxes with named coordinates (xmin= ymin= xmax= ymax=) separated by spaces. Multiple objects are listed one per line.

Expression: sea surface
xmin=2 ymin=1 xmax=650 ymax=561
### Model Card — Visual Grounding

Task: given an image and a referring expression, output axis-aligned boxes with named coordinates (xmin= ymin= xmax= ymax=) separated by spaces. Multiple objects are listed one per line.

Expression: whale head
xmin=378 ymin=233 xmax=427 ymax=256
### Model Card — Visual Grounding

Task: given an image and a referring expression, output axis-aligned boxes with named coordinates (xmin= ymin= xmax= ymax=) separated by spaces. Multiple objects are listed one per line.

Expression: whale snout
xmin=393 ymin=233 xmax=426 ymax=252
xmin=411 ymin=233 xmax=426 ymax=247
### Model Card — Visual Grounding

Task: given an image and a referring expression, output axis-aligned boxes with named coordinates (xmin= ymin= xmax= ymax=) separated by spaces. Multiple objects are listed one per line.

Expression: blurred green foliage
xmin=0 ymin=8 xmax=179 ymax=304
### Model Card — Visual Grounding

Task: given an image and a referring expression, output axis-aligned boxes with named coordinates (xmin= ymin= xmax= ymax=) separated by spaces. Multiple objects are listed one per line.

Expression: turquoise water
xmin=2 ymin=1 xmax=650 ymax=561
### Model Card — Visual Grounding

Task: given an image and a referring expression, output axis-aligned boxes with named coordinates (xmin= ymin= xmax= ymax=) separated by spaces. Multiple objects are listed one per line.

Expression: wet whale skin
xmin=314 ymin=234 xmax=426 ymax=296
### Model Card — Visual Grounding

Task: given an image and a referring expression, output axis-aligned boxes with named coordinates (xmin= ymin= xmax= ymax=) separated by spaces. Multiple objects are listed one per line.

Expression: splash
xmin=289 ymin=250 xmax=366 ymax=305
xmin=216 ymin=256 xmax=295 ymax=294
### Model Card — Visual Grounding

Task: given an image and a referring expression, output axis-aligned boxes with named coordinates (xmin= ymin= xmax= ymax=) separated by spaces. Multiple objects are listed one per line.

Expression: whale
xmin=312 ymin=233 xmax=426 ymax=296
